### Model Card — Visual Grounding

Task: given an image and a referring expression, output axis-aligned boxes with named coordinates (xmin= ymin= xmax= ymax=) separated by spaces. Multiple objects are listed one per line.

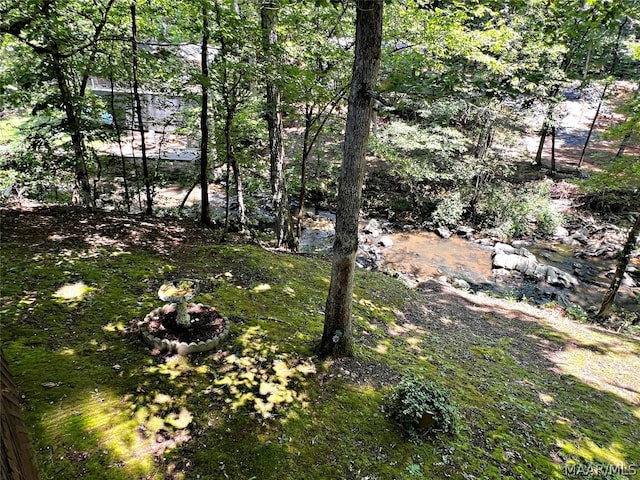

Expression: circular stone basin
xmin=139 ymin=303 xmax=230 ymax=354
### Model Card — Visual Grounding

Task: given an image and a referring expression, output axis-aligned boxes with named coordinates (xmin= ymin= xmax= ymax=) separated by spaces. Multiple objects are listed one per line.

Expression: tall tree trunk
xmin=550 ymin=125 xmax=557 ymax=177
xmin=296 ymin=109 xmax=313 ymax=244
xmin=261 ymin=0 xmax=296 ymax=249
xmin=578 ymin=19 xmax=627 ymax=168
xmin=200 ymin=5 xmax=211 ymax=226
xmin=597 ymin=215 xmax=640 ymax=320
xmin=224 ymin=107 xmax=246 ymax=231
xmin=131 ymin=2 xmax=153 ymax=216
xmin=215 ymin=0 xmax=246 ymax=232
xmin=109 ymin=53 xmax=130 ymax=212
xmin=51 ymin=54 xmax=92 ymax=207
xmin=320 ymin=0 xmax=383 ymax=358
xmin=578 ymin=83 xmax=608 ymax=168
xmin=616 ymin=131 xmax=632 ymax=158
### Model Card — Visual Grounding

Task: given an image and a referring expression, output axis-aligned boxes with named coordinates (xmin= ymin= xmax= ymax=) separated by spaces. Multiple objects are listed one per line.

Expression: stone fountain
xmin=139 ymin=279 xmax=230 ymax=354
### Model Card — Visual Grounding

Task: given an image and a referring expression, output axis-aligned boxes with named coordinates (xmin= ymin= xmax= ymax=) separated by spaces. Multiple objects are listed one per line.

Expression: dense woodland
xmin=1 ymin=1 xmax=640 ymax=479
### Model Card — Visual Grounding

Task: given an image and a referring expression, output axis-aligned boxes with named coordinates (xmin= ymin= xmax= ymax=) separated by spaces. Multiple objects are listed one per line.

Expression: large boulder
xmin=492 ymin=243 xmax=578 ymax=288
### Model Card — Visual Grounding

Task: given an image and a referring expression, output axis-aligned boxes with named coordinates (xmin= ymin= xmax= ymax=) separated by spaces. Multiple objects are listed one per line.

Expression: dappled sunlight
xmin=374 ymin=342 xmax=389 ymax=354
xmin=144 ymin=354 xmax=210 ymax=380
xmin=541 ymin=315 xmax=640 ymax=405
xmin=386 ymin=321 xmax=427 ymax=337
xmin=204 ymin=326 xmax=316 ymax=419
xmin=43 ymin=388 xmax=159 ymax=478
xmin=18 ymin=292 xmax=37 ymax=307
xmin=538 ymin=392 xmax=555 ymax=405
xmin=547 ymin=345 xmax=640 ymax=405
xmin=253 ymin=283 xmax=272 ymax=292
xmin=282 ymin=285 xmax=296 ymax=297
xmin=52 ymin=281 xmax=95 ymax=304
xmin=557 ymin=438 xmax=628 ymax=467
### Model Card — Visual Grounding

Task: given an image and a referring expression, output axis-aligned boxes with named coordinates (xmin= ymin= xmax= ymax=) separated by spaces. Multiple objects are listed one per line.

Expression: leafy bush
xmin=372 ymin=121 xmax=471 ymax=212
xmin=476 ymin=180 xmax=563 ymax=240
xmin=566 ymin=304 xmax=588 ymax=323
xmin=387 ymin=376 xmax=459 ymax=441
xmin=431 ymin=190 xmax=466 ymax=227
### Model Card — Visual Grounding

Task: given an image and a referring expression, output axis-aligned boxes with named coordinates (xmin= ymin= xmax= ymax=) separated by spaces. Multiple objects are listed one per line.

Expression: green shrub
xmin=476 ymin=180 xmax=563 ymax=240
xmin=387 ymin=376 xmax=459 ymax=442
xmin=431 ymin=191 xmax=466 ymax=227
xmin=566 ymin=304 xmax=588 ymax=323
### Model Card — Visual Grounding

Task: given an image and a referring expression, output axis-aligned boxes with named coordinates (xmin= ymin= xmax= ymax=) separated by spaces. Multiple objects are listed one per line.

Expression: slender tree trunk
xmin=224 ymin=107 xmax=246 ymax=230
xmin=534 ymin=123 xmax=547 ymax=167
xmin=261 ymin=0 xmax=296 ymax=249
xmin=475 ymin=121 xmax=493 ymax=160
xmin=320 ymin=0 xmax=383 ymax=358
xmin=131 ymin=2 xmax=153 ymax=215
xmin=597 ymin=215 xmax=640 ymax=320
xmin=224 ymin=158 xmax=231 ymax=236
xmin=230 ymin=154 xmax=246 ymax=231
xmin=578 ymin=19 xmax=626 ymax=168
xmin=215 ymin=1 xmax=246 ymax=231
xmin=578 ymin=83 xmax=608 ymax=168
xmin=108 ymin=55 xmax=130 ymax=212
xmin=296 ymin=90 xmax=346 ymax=244
xmin=616 ymin=131 xmax=632 ymax=158
xmin=296 ymin=108 xmax=313 ymax=244
xmin=51 ymin=54 xmax=92 ymax=207
xmin=200 ymin=5 xmax=211 ymax=226
xmin=550 ymin=125 xmax=557 ymax=177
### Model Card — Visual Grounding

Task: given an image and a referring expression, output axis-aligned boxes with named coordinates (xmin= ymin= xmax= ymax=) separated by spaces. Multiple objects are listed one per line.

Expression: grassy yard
xmin=1 ymin=206 xmax=639 ymax=479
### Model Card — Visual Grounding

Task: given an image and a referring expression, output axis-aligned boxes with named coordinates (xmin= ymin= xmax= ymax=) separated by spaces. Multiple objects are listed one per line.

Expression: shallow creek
xmin=300 ymin=214 xmax=638 ymax=312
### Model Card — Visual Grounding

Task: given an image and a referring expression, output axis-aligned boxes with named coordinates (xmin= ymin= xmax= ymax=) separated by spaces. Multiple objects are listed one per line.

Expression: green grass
xmin=1 ymin=208 xmax=639 ymax=480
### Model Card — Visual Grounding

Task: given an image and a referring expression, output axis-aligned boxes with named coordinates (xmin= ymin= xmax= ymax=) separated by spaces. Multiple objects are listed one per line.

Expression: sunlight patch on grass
xmin=52 ymin=281 xmax=95 ymax=304
xmin=538 ymin=393 xmax=555 ymax=405
xmin=547 ymin=345 xmax=640 ymax=405
xmin=374 ymin=343 xmax=389 ymax=354
xmin=44 ymin=388 xmax=157 ymax=477
xmin=205 ymin=325 xmax=316 ymax=419
xmin=253 ymin=283 xmax=272 ymax=292
xmin=557 ymin=438 xmax=628 ymax=467
xmin=144 ymin=355 xmax=209 ymax=380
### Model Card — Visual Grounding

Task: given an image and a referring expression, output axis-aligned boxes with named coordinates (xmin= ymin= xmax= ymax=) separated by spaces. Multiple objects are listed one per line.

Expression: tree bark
xmin=597 ymin=215 xmax=640 ymax=320
xmin=215 ymin=1 xmax=246 ymax=232
xmin=131 ymin=2 xmax=153 ymax=216
xmin=261 ymin=0 xmax=296 ymax=249
xmin=616 ymin=131 xmax=632 ymax=158
xmin=320 ymin=0 xmax=383 ymax=358
xmin=200 ymin=5 xmax=211 ymax=226
xmin=51 ymin=53 xmax=92 ymax=207
xmin=550 ymin=125 xmax=557 ymax=177
xmin=108 ymin=54 xmax=130 ymax=212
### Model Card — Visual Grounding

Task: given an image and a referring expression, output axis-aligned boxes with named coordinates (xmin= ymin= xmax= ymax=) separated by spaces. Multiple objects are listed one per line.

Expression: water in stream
xmin=383 ymin=232 xmax=494 ymax=285
xmin=384 ymin=231 xmax=638 ymax=312
xmin=299 ymin=213 xmax=637 ymax=312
